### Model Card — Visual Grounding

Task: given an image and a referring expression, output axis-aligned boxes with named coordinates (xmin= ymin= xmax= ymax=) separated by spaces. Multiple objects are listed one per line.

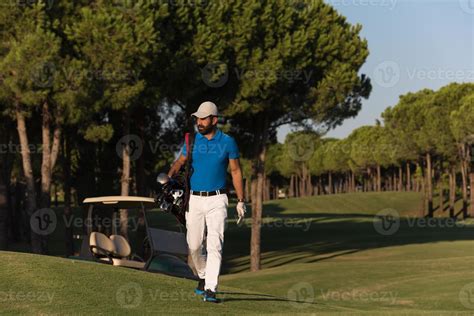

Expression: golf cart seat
xmin=89 ymin=232 xmax=115 ymax=256
xmin=89 ymin=232 xmax=145 ymax=270
xmin=82 ymin=195 xmax=196 ymax=279
xmin=110 ymin=234 xmax=132 ymax=257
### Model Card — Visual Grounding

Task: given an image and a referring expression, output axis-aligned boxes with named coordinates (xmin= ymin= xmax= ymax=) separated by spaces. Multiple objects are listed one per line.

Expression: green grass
xmin=2 ymin=191 xmax=474 ymax=314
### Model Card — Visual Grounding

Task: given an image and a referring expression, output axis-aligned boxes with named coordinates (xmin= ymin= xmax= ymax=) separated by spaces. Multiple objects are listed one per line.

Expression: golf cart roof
xmin=82 ymin=196 xmax=156 ymax=209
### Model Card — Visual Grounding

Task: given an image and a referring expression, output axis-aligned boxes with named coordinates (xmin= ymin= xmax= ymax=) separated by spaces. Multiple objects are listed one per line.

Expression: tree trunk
xmin=467 ymin=144 xmax=474 ymax=218
xmin=376 ymin=165 xmax=381 ymax=192
xmin=40 ymin=101 xmax=62 ymax=209
xmin=135 ymin=106 xmax=146 ymax=196
xmin=301 ymin=164 xmax=308 ymax=196
xmin=419 ymin=161 xmax=426 ymax=217
xmin=120 ymin=113 xmax=131 ymax=239
xmin=416 ymin=162 xmax=422 ymax=193
xmin=250 ymin=117 xmax=269 ymax=272
xmin=295 ymin=175 xmax=300 ymax=197
xmin=307 ymin=173 xmax=313 ymax=196
xmin=245 ymin=178 xmax=251 ymax=201
xmin=470 ymin=172 xmax=474 ymax=217
xmin=289 ymin=175 xmax=295 ymax=198
xmin=16 ymin=105 xmax=42 ymax=253
xmin=449 ymin=168 xmax=456 ymax=218
xmin=265 ymin=177 xmax=271 ymax=201
xmin=406 ymin=162 xmax=411 ymax=191
xmin=40 ymin=102 xmax=62 ymax=253
xmin=40 ymin=102 xmax=52 ymax=210
xmin=398 ymin=166 xmax=403 ymax=192
xmin=62 ymin=133 xmax=74 ymax=256
xmin=460 ymin=159 xmax=468 ymax=219
xmin=344 ymin=173 xmax=348 ymax=193
xmin=328 ymin=172 xmax=333 ymax=194
xmin=426 ymin=153 xmax=433 ymax=217
xmin=0 ymin=172 xmax=7 ymax=250
xmin=0 ymin=122 xmax=11 ymax=249
xmin=439 ymin=177 xmax=444 ymax=215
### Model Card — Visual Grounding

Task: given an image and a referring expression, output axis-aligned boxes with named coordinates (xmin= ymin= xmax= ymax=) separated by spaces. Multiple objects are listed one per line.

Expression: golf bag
xmin=155 ymin=132 xmax=195 ymax=226
xmin=155 ymin=174 xmax=187 ymax=226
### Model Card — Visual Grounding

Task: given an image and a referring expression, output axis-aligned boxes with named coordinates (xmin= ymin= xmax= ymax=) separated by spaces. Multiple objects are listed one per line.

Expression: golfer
xmin=167 ymin=101 xmax=246 ymax=303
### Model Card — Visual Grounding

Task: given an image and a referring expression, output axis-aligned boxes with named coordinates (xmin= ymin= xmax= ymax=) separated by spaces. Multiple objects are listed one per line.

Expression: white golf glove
xmin=236 ymin=201 xmax=247 ymax=224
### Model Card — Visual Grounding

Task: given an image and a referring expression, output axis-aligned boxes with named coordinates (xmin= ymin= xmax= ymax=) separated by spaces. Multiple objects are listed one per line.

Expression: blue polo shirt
xmin=182 ymin=129 xmax=240 ymax=191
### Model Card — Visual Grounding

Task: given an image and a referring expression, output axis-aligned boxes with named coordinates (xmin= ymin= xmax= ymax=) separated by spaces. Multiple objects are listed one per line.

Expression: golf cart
xmin=79 ymin=194 xmax=197 ymax=280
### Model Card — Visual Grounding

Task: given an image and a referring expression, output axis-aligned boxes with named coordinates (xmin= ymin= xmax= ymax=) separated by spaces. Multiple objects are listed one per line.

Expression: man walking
xmin=167 ymin=101 xmax=246 ymax=303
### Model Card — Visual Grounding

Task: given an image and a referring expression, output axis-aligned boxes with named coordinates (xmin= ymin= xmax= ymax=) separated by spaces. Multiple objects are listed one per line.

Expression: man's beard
xmin=197 ymin=124 xmax=215 ymax=135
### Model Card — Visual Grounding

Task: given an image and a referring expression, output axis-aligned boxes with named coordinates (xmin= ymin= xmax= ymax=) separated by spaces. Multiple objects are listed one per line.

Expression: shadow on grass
xmin=8 ymin=194 xmax=474 ymax=278
xmin=218 ymin=291 xmax=319 ymax=305
xmin=222 ymin=212 xmax=474 ymax=274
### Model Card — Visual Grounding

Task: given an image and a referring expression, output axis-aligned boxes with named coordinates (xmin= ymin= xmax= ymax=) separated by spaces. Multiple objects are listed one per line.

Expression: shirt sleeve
xmin=228 ymin=137 xmax=240 ymax=159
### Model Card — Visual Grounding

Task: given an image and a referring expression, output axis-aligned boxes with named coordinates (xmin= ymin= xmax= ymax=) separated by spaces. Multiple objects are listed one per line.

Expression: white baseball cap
xmin=191 ymin=101 xmax=218 ymax=118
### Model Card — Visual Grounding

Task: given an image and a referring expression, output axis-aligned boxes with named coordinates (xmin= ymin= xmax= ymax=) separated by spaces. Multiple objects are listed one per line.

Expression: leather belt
xmin=191 ymin=189 xmax=227 ymax=197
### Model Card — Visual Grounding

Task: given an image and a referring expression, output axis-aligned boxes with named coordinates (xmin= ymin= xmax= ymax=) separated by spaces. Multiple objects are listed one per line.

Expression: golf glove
xmin=236 ymin=201 xmax=247 ymax=224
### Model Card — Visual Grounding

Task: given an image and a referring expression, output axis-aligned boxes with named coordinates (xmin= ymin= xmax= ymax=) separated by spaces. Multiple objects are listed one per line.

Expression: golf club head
xmin=157 ymin=173 xmax=170 ymax=185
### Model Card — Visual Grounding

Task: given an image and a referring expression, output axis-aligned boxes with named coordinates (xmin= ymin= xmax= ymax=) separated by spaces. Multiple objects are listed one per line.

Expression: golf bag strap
xmin=184 ymin=132 xmax=195 ymax=213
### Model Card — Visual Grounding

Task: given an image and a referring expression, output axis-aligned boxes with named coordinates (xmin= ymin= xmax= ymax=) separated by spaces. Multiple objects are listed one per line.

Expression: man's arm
xmin=168 ymin=154 xmax=187 ymax=177
xmin=229 ymin=158 xmax=245 ymax=201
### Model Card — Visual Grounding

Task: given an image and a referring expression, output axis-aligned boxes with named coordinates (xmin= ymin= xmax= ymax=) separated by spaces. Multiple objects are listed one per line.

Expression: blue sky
xmin=277 ymin=0 xmax=474 ymax=142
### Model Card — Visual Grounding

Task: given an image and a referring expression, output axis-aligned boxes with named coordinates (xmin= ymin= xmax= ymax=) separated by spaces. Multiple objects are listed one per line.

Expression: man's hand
xmin=236 ymin=201 xmax=247 ymax=224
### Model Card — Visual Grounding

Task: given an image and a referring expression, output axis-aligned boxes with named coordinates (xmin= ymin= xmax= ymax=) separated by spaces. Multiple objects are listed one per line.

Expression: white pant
xmin=186 ymin=193 xmax=228 ymax=292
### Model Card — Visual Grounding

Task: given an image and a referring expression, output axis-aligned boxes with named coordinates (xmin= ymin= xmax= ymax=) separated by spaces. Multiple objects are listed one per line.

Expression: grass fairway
xmin=2 ymin=192 xmax=474 ymax=314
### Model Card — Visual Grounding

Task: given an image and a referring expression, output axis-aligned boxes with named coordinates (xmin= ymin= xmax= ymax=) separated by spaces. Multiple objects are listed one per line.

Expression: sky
xmin=277 ymin=0 xmax=474 ymax=142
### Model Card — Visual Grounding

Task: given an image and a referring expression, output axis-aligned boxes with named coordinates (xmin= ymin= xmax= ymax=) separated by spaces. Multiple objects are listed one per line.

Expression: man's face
xmin=196 ymin=116 xmax=218 ymax=135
